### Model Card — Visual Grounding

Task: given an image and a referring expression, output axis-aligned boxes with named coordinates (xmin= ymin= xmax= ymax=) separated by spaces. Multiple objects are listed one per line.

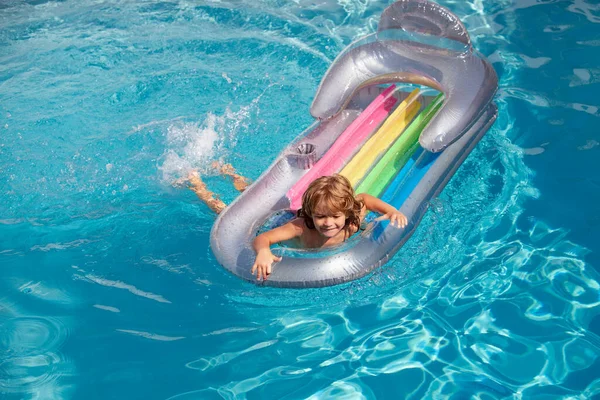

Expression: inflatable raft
xmin=211 ymin=0 xmax=498 ymax=288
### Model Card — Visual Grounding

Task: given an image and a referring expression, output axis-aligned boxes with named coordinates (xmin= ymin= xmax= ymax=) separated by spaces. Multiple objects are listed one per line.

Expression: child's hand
xmin=251 ymin=249 xmax=282 ymax=281
xmin=375 ymin=210 xmax=408 ymax=228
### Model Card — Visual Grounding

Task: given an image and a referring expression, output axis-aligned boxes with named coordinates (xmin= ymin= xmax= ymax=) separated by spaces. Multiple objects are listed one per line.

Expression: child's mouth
xmin=321 ymin=228 xmax=337 ymax=234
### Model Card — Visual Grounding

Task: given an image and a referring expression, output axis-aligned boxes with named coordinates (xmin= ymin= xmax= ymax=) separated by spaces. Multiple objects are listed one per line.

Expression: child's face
xmin=311 ymin=206 xmax=346 ymax=238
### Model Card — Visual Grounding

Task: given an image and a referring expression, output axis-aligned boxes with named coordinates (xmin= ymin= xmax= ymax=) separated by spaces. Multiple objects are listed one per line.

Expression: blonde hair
xmin=297 ymin=174 xmax=364 ymax=230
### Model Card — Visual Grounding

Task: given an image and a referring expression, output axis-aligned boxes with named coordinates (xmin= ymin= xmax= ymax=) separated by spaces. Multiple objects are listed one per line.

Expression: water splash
xmin=158 ymin=117 xmax=221 ymax=182
xmin=158 ymin=91 xmax=268 ymax=184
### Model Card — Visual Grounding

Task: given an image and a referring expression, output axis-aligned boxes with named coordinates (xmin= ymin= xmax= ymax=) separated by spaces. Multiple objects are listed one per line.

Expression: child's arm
xmin=356 ymin=193 xmax=408 ymax=228
xmin=252 ymin=220 xmax=304 ymax=281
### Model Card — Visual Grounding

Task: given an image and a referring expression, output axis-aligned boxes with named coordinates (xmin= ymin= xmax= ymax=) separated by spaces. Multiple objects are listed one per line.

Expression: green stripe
xmin=356 ymin=93 xmax=444 ymax=197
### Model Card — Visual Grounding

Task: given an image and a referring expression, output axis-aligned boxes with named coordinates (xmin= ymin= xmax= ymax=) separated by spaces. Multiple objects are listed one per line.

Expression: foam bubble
xmin=158 ymin=101 xmax=257 ymax=184
xmin=158 ymin=117 xmax=220 ymax=183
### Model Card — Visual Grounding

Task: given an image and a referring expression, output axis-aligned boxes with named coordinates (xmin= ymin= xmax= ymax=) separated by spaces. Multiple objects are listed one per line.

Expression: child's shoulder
xmin=355 ymin=193 xmax=368 ymax=203
xmin=260 ymin=217 xmax=305 ymax=243
xmin=355 ymin=194 xmax=368 ymax=217
xmin=290 ymin=217 xmax=307 ymax=228
xmin=284 ymin=218 xmax=307 ymax=234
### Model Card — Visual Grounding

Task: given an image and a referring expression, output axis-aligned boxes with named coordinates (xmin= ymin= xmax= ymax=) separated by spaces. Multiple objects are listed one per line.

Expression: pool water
xmin=1 ymin=0 xmax=599 ymax=398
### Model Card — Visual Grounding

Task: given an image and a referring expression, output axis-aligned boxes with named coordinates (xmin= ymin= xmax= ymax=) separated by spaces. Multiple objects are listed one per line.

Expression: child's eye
xmin=314 ymin=213 xmax=343 ymax=219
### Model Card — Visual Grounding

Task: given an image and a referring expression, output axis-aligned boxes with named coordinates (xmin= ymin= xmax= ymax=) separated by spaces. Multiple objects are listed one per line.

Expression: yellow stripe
xmin=340 ymin=89 xmax=421 ymax=186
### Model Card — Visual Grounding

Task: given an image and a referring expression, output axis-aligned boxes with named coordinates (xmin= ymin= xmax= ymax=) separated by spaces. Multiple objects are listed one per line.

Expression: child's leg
xmin=212 ymin=161 xmax=251 ymax=192
xmin=187 ymin=172 xmax=226 ymax=214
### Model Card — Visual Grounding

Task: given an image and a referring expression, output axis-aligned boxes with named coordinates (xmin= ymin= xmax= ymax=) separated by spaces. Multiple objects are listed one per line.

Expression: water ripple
xmin=186 ymin=340 xmax=277 ymax=372
xmin=18 ymin=280 xmax=75 ymax=306
xmin=165 ymin=388 xmax=224 ymax=400
xmin=72 ymin=265 xmax=171 ymax=304
xmin=307 ymin=381 xmax=371 ymax=399
xmin=30 ymin=238 xmax=93 ymax=252
xmin=0 ymin=316 xmax=67 ymax=355
xmin=1 ymin=0 xmax=600 ymax=398
xmin=0 ymin=316 xmax=72 ymax=396
xmin=116 ymin=329 xmax=185 ymax=342
xmin=567 ymin=0 xmax=600 ymax=23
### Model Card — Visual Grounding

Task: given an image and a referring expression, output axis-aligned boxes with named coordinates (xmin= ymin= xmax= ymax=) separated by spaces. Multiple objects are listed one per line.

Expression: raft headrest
xmin=377 ymin=0 xmax=472 ymax=52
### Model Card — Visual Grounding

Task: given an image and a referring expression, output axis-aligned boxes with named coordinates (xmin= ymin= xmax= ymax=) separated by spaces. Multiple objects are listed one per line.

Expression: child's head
xmin=297 ymin=174 xmax=363 ymax=233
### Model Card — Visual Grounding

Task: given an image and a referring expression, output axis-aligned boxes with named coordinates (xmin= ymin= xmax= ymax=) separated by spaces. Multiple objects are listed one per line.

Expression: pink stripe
xmin=287 ymin=85 xmax=398 ymax=210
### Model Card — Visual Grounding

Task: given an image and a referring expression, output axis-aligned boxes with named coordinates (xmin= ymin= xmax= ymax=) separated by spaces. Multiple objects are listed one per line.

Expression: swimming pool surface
xmin=1 ymin=0 xmax=599 ymax=398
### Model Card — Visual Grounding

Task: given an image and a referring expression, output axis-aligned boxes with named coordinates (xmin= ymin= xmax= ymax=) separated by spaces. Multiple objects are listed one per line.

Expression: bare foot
xmin=206 ymin=198 xmax=226 ymax=214
xmin=172 ymin=170 xmax=201 ymax=188
xmin=211 ymin=161 xmax=224 ymax=172
xmin=172 ymin=176 xmax=190 ymax=188
xmin=232 ymin=176 xmax=249 ymax=192
xmin=212 ymin=162 xmax=251 ymax=192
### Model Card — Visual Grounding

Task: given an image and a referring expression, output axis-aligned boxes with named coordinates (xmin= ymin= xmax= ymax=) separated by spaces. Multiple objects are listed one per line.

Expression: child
xmin=251 ymin=174 xmax=407 ymax=281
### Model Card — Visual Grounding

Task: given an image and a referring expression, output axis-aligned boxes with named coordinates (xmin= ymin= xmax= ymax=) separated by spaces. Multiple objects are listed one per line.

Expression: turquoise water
xmin=1 ymin=0 xmax=599 ymax=398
